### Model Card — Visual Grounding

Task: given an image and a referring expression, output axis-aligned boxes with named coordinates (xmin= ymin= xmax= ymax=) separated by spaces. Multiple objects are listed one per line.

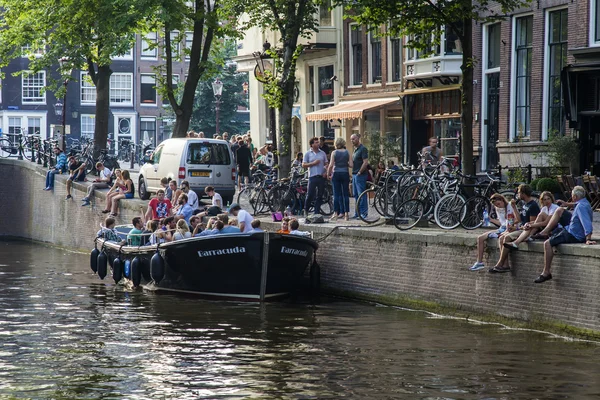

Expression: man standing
xmin=228 ymin=203 xmax=253 ymax=233
xmin=319 ymin=136 xmax=330 ymax=159
xmin=351 ymin=134 xmax=369 ymax=219
xmin=534 ymin=186 xmax=595 ymax=283
xmin=81 ymin=162 xmax=112 ymax=206
xmin=236 ymin=138 xmax=252 ymax=191
xmin=179 ymin=180 xmax=198 ymax=211
xmin=65 ymin=156 xmax=86 ymax=200
xmin=421 ymin=137 xmax=443 ymax=165
xmin=302 ymin=137 xmax=328 ymax=217
xmin=145 ymin=189 xmax=173 ymax=221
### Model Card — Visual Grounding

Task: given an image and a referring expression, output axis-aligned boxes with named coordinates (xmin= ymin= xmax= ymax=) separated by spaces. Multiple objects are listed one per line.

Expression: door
xmin=292 ymin=117 xmax=302 ymax=156
xmin=485 ymin=73 xmax=500 ymax=171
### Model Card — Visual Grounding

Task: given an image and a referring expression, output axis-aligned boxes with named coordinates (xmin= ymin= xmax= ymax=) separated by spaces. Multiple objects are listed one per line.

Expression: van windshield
xmin=187 ymin=143 xmax=231 ymax=165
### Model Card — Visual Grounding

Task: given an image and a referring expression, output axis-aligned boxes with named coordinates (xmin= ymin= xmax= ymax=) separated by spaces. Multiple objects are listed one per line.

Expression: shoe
xmin=503 ymin=242 xmax=519 ymax=250
xmin=101 ymin=209 xmax=110 ymax=214
xmin=43 ymin=187 xmax=51 ymax=191
xmin=351 ymin=215 xmax=360 ymax=220
xmin=81 ymin=200 xmax=90 ymax=207
xmin=65 ymin=195 xmax=72 ymax=200
xmin=469 ymin=261 xmax=485 ymax=271
xmin=534 ymin=273 xmax=552 ymax=283
xmin=109 ymin=213 xmax=118 ymax=217
xmin=489 ymin=266 xmax=511 ymax=273
xmin=330 ymin=215 xmax=338 ymax=222
xmin=81 ymin=197 xmax=89 ymax=202
xmin=531 ymin=233 xmax=549 ymax=240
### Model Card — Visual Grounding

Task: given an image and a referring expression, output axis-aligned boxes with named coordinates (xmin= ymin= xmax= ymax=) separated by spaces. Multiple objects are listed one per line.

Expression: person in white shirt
xmin=82 ymin=162 xmax=112 ymax=206
xmin=288 ymin=218 xmax=311 ymax=237
xmin=195 ymin=186 xmax=223 ymax=218
xmin=229 ymin=203 xmax=253 ymax=233
xmin=180 ymin=180 xmax=199 ymax=211
xmin=503 ymin=191 xmax=561 ymax=250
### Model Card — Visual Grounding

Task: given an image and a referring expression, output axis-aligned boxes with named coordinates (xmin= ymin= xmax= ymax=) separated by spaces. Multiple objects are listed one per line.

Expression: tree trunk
xmin=172 ymin=107 xmax=192 ymax=138
xmin=93 ymin=65 xmax=112 ymax=159
xmin=278 ymin=98 xmax=293 ymax=178
xmin=460 ymin=18 xmax=474 ymax=176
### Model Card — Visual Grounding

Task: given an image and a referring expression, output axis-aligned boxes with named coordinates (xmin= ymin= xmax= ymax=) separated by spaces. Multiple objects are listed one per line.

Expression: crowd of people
xmin=469 ymin=184 xmax=595 ymax=283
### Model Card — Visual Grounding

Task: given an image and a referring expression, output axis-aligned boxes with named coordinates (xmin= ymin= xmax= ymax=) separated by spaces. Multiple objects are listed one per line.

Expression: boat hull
xmin=96 ymin=232 xmax=318 ymax=301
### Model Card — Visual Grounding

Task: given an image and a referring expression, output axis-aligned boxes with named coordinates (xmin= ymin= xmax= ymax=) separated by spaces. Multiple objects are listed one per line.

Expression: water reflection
xmin=1 ymin=240 xmax=600 ymax=399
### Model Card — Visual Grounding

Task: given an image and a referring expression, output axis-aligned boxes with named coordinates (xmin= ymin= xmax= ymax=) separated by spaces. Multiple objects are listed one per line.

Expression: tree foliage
xmin=341 ymin=0 xmax=531 ymax=174
xmin=222 ymin=0 xmax=322 ymax=176
xmin=0 ymin=0 xmax=159 ymax=153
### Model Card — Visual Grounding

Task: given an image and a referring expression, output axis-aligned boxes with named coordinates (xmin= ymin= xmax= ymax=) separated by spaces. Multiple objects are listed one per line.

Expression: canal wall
xmin=2 ymin=159 xmax=600 ymax=335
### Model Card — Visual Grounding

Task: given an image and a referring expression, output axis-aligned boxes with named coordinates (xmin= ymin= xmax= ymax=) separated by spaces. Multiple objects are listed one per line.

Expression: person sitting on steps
xmin=65 ymin=156 xmax=86 ymax=200
xmin=81 ymin=162 xmax=112 ymax=206
xmin=101 ymin=169 xmax=124 ymax=214
xmin=43 ymin=147 xmax=68 ymax=191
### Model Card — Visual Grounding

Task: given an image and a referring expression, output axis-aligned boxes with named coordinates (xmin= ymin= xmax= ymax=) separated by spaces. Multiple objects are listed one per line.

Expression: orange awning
xmin=305 ymin=98 xmax=400 ymax=121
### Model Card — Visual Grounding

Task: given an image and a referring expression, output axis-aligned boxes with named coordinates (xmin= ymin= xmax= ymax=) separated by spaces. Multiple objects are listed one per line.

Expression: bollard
xmin=17 ymin=134 xmax=23 ymax=160
xmin=527 ymin=164 xmax=532 ymax=183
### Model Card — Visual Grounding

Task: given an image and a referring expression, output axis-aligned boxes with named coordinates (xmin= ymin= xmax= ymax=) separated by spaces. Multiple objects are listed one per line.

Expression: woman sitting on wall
xmin=102 ymin=169 xmax=124 ymax=214
xmin=108 ymin=170 xmax=134 ymax=217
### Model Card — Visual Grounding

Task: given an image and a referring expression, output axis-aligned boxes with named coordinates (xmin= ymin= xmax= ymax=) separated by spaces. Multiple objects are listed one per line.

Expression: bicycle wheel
xmin=237 ymin=187 xmax=255 ymax=212
xmin=393 ymin=199 xmax=425 ymax=230
xmin=0 ymin=139 xmax=15 ymax=158
xmin=356 ymin=189 xmax=380 ymax=223
xmin=460 ymin=196 xmax=491 ymax=230
xmin=22 ymin=143 xmax=34 ymax=160
xmin=434 ymin=193 xmax=466 ymax=230
xmin=317 ymin=185 xmax=334 ymax=216
xmin=253 ymin=188 xmax=269 ymax=215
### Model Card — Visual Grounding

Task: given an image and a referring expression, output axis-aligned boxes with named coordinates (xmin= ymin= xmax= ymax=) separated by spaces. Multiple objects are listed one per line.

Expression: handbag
xmin=272 ymin=211 xmax=283 ymax=222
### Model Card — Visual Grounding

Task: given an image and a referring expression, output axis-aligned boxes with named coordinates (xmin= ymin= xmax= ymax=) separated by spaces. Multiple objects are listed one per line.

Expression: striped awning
xmin=305 ymin=98 xmax=399 ymax=121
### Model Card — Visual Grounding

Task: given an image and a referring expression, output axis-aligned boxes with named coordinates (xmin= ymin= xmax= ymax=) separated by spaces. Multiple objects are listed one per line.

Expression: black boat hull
xmin=96 ymin=232 xmax=318 ymax=301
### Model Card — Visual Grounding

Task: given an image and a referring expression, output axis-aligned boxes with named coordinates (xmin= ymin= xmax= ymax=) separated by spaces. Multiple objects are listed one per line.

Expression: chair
xmin=582 ymin=175 xmax=598 ymax=207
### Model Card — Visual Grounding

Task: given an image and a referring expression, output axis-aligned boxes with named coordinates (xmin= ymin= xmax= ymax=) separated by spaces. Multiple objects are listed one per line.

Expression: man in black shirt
xmin=236 ymin=139 xmax=252 ymax=190
xmin=319 ymin=136 xmax=330 ymax=159
xmin=65 ymin=156 xmax=86 ymax=200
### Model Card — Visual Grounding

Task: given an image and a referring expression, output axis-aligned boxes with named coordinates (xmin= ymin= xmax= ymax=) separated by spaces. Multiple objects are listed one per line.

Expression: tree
xmin=154 ymin=0 xmax=232 ymax=138
xmin=190 ymin=64 xmax=249 ymax=136
xmin=222 ymin=0 xmax=320 ymax=177
xmin=0 ymin=0 xmax=159 ymax=155
xmin=343 ymin=0 xmax=530 ymax=175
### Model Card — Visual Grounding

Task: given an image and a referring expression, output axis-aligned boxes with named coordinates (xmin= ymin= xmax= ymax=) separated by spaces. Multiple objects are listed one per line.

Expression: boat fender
xmin=90 ymin=248 xmax=99 ymax=273
xmin=112 ymin=257 xmax=123 ymax=283
xmin=131 ymin=256 xmax=142 ymax=287
xmin=124 ymin=259 xmax=131 ymax=278
xmin=150 ymin=252 xmax=165 ymax=284
xmin=97 ymin=251 xmax=108 ymax=280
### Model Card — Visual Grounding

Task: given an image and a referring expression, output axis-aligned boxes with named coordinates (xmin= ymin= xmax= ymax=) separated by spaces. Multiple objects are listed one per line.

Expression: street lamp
xmin=57 ymin=57 xmax=71 ymax=151
xmin=212 ymin=78 xmax=223 ymax=136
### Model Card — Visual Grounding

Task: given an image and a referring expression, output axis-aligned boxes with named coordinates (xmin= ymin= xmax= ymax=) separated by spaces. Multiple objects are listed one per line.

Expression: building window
xmin=435 ymin=118 xmax=461 ymax=157
xmin=80 ymin=72 xmax=96 ymax=105
xmin=317 ymin=65 xmax=334 ymax=104
xmin=319 ymin=0 xmax=332 ymax=26
xmin=142 ymin=32 xmax=158 ymax=58
xmin=185 ymin=32 xmax=193 ymax=60
xmin=514 ymin=16 xmax=533 ymax=139
xmin=81 ymin=115 xmax=95 ymax=138
xmin=21 ymin=44 xmax=44 ymax=58
xmin=444 ymin=25 xmax=462 ymax=55
xmin=369 ymin=31 xmax=382 ymax=84
xmin=140 ymin=118 xmax=156 ymax=144
xmin=350 ymin=25 xmax=363 ymax=86
xmin=487 ymin=23 xmax=501 ymax=69
xmin=110 ymin=73 xmax=133 ymax=105
xmin=167 ymin=31 xmax=180 ymax=59
xmin=595 ymin=0 xmax=600 ymax=43
xmin=547 ymin=9 xmax=568 ymax=136
xmin=27 ymin=117 xmax=41 ymax=135
xmin=389 ymin=36 xmax=402 ymax=82
xmin=112 ymin=47 xmax=133 ymax=60
xmin=8 ymin=117 xmax=21 ymax=134
xmin=22 ymin=71 xmax=46 ymax=104
xmin=162 ymin=74 xmax=179 ymax=105
xmin=140 ymin=74 xmax=157 ymax=105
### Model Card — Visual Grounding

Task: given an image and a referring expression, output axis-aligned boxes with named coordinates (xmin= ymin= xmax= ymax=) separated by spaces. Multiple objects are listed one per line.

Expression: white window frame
xmin=481 ymin=22 xmax=501 ymax=169
xmin=387 ymin=35 xmax=402 ymax=84
xmin=318 ymin=0 xmax=333 ymax=27
xmin=80 ymin=72 xmax=97 ymax=105
xmin=81 ymin=114 xmax=95 ymax=139
xmin=1 ymin=111 xmax=48 ymax=139
xmin=21 ymin=44 xmax=44 ymax=58
xmin=21 ymin=70 xmax=46 ymax=104
xmin=167 ymin=31 xmax=180 ymax=60
xmin=367 ymin=30 xmax=382 ymax=86
xmin=185 ymin=31 xmax=193 ymax=60
xmin=590 ymin=0 xmax=600 ymax=47
xmin=112 ymin=47 xmax=134 ymax=60
xmin=141 ymin=32 xmax=158 ymax=59
xmin=112 ymin=112 xmax=138 ymax=143
xmin=140 ymin=117 xmax=157 ymax=144
xmin=27 ymin=117 xmax=41 ymax=136
xmin=308 ymin=58 xmax=337 ymax=139
xmin=109 ymin=73 xmax=133 ymax=106
xmin=349 ymin=23 xmax=363 ymax=88
xmin=542 ymin=6 xmax=568 ymax=141
xmin=509 ymin=13 xmax=534 ymax=142
xmin=140 ymin=74 xmax=157 ymax=106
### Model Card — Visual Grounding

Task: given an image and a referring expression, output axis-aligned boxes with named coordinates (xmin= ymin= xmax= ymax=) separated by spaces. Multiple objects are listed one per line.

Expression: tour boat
xmin=92 ymin=227 xmax=319 ymax=301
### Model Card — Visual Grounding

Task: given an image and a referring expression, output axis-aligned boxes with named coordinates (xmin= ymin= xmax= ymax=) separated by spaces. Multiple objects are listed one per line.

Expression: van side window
xmin=187 ymin=143 xmax=231 ymax=165
xmin=152 ymin=146 xmax=163 ymax=163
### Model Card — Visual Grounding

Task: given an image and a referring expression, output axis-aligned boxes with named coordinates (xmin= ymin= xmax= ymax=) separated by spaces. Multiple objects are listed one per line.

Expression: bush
xmin=530 ymin=178 xmax=541 ymax=191
xmin=536 ymin=177 xmax=561 ymax=194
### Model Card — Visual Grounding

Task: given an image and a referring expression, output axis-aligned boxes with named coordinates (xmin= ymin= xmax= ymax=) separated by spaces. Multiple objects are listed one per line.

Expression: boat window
xmin=187 ymin=143 xmax=231 ymax=165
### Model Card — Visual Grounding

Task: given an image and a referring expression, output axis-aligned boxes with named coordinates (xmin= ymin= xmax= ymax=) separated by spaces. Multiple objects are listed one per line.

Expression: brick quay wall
xmin=2 ymin=159 xmax=600 ymax=336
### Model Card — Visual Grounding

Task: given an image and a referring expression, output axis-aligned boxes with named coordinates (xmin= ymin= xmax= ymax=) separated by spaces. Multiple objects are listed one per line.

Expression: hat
xmin=228 ymin=203 xmax=241 ymax=213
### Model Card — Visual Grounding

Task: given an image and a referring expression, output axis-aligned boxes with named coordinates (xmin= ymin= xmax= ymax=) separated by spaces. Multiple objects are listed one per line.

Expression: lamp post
xmin=212 ymin=78 xmax=223 ymax=136
xmin=57 ymin=57 xmax=71 ymax=151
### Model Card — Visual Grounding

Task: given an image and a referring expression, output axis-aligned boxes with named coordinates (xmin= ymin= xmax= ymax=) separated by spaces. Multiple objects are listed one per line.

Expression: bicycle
xmin=0 ymin=130 xmax=40 ymax=161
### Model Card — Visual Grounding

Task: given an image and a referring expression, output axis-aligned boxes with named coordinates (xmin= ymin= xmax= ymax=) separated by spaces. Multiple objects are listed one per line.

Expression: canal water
xmin=1 ymin=240 xmax=599 ymax=399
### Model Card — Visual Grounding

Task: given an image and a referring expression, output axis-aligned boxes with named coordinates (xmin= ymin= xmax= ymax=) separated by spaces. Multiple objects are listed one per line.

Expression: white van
xmin=138 ymin=138 xmax=236 ymax=204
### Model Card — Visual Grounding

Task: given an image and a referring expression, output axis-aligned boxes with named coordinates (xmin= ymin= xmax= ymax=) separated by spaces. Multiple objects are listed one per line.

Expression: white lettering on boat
xmin=197 ymin=246 xmax=246 ymax=257
xmin=281 ymin=246 xmax=308 ymax=257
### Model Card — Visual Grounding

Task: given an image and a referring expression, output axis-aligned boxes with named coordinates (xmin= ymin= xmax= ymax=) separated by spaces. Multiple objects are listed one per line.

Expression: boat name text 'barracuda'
xmin=281 ymin=246 xmax=308 ymax=257
xmin=198 ymin=247 xmax=246 ymax=257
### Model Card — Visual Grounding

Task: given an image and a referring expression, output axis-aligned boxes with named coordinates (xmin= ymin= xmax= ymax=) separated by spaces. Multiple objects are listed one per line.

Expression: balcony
xmin=404 ymin=54 xmax=462 ymax=85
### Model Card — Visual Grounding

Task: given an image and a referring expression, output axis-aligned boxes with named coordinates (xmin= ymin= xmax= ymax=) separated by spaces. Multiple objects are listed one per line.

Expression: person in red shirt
xmin=144 ymin=189 xmax=173 ymax=221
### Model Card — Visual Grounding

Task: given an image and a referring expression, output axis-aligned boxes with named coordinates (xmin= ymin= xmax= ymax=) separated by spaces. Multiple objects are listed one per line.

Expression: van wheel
xmin=139 ymin=177 xmax=150 ymax=200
